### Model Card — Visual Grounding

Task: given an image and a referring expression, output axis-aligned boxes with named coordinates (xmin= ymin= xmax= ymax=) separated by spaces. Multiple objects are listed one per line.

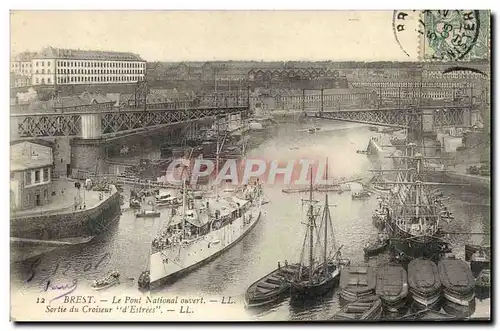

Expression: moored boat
xmin=290 ymin=164 xmax=346 ymax=302
xmin=331 ymin=295 xmax=383 ymax=321
xmin=137 ymin=270 xmax=150 ymax=291
xmin=397 ymin=309 xmax=458 ymax=321
xmin=363 ymin=233 xmax=389 ymax=257
xmin=407 ymin=258 xmax=441 ymax=311
xmin=438 ymin=258 xmax=476 ymax=318
xmin=91 ymin=271 xmax=120 ymax=291
xmin=375 ymin=263 xmax=409 ymax=315
xmin=339 ymin=265 xmax=376 ymax=306
xmin=351 ymin=191 xmax=371 ymax=200
xmin=465 ymin=244 xmax=490 ymax=278
xmin=475 ymin=269 xmax=491 ymax=300
xmin=244 ymin=263 xmax=300 ymax=308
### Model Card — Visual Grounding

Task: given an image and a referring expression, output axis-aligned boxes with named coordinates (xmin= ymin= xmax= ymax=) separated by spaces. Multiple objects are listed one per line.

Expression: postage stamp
xmin=420 ymin=10 xmax=491 ymax=61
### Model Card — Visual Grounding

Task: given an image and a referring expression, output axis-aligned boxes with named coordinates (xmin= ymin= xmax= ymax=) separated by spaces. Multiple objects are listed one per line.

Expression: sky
xmin=10 ymin=11 xmax=414 ymax=62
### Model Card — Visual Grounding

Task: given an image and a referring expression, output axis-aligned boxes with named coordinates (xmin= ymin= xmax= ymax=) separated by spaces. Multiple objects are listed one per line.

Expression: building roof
xmin=10 ymin=141 xmax=53 ymax=172
xmin=11 ymin=92 xmax=114 ymax=113
xmin=12 ymin=51 xmax=37 ymax=62
xmin=33 ymin=46 xmax=144 ymax=61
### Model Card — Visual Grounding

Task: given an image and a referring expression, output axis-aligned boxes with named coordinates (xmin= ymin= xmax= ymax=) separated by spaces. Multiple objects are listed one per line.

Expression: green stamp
xmin=422 ymin=10 xmax=490 ymax=61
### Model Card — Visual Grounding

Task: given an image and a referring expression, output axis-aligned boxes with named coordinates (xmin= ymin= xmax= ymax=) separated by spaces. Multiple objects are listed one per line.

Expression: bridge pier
xmin=462 ymin=108 xmax=471 ymax=127
xmin=70 ymin=138 xmax=107 ymax=177
xmin=81 ymin=114 xmax=102 ymax=139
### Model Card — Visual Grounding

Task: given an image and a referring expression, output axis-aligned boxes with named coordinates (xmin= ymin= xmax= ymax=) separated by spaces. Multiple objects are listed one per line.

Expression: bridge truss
xmin=307 ymin=105 xmax=474 ymax=128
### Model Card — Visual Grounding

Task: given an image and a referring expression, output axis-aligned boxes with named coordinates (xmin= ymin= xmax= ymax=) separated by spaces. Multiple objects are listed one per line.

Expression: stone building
xmin=10 ymin=140 xmax=54 ymax=211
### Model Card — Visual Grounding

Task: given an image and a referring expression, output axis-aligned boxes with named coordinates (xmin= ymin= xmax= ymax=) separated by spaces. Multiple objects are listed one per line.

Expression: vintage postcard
xmin=10 ymin=10 xmax=491 ymax=321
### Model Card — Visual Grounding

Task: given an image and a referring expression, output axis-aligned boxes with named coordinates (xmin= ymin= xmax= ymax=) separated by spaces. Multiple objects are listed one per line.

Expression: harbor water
xmin=10 ymin=121 xmax=491 ymax=320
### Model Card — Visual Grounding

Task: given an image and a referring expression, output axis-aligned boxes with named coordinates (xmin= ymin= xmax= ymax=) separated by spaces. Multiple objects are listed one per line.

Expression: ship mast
xmin=216 ymin=118 xmax=220 ymax=200
xmin=323 ymin=159 xmax=329 ymax=279
xmin=308 ymin=168 xmax=314 ymax=284
xmin=182 ymin=165 xmax=187 ymax=235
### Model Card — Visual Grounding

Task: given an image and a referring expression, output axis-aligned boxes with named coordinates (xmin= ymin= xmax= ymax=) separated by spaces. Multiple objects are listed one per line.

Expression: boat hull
xmin=290 ymin=270 xmax=340 ymax=301
xmin=364 ymin=241 xmax=388 ymax=257
xmin=442 ymin=296 xmax=476 ymax=318
xmin=91 ymin=280 xmax=120 ymax=291
xmin=245 ymin=264 xmax=300 ymax=308
xmin=390 ymin=231 xmax=448 ymax=261
xmin=150 ymin=202 xmax=262 ymax=290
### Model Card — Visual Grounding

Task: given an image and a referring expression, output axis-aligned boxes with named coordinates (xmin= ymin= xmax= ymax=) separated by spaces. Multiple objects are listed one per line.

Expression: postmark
xmin=421 ymin=10 xmax=490 ymax=61
xmin=393 ymin=10 xmax=423 ymax=59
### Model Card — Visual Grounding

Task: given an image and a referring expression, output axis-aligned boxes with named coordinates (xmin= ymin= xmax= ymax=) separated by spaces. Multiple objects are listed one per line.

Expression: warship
xmin=147 ymin=123 xmax=264 ymax=290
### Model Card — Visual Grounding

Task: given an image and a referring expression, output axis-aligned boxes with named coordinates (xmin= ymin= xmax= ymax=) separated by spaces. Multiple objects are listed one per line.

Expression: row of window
xmin=278 ymin=93 xmax=372 ymax=101
xmin=56 ymin=76 xmax=143 ymax=84
xmin=35 ymin=69 xmax=51 ymax=74
xmin=56 ymin=60 xmax=145 ymax=68
xmin=24 ymin=168 xmax=50 ymax=186
xmin=355 ymin=82 xmax=470 ymax=88
xmin=57 ymin=69 xmax=144 ymax=75
xmin=35 ymin=61 xmax=51 ymax=67
xmin=11 ymin=63 xmax=33 ymax=68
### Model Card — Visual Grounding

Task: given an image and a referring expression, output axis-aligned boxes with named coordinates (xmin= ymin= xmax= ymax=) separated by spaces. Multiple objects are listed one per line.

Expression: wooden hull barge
xmin=339 ymin=266 xmax=376 ymax=306
xmin=376 ymin=264 xmax=409 ymax=315
xmin=397 ymin=309 xmax=458 ymax=321
xmin=244 ymin=263 xmax=301 ymax=308
xmin=331 ymin=295 xmax=383 ymax=321
xmin=438 ymin=258 xmax=476 ymax=318
xmin=408 ymin=258 xmax=442 ymax=311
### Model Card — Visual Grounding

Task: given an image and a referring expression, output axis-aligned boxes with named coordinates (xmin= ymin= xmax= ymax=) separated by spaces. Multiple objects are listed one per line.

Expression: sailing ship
xmin=372 ymin=109 xmax=467 ymax=262
xmin=289 ymin=165 xmax=347 ymax=301
xmin=148 ymin=120 xmax=264 ymax=290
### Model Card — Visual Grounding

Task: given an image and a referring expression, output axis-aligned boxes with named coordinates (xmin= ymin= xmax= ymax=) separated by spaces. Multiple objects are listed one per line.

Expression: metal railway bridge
xmin=304 ymin=104 xmax=478 ymax=130
xmin=11 ymin=100 xmax=479 ymax=141
xmin=11 ymin=104 xmax=248 ymax=141
xmin=10 ymin=80 xmax=483 ymax=177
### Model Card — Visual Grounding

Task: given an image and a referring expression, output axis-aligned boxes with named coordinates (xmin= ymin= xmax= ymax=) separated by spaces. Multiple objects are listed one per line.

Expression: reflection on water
xmin=10 ymin=121 xmax=490 ymax=320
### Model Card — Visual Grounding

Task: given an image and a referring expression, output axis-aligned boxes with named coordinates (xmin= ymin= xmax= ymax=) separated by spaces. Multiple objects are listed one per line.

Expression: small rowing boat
xmin=244 ymin=263 xmax=300 ymax=308
xmin=91 ymin=271 xmax=120 ymax=291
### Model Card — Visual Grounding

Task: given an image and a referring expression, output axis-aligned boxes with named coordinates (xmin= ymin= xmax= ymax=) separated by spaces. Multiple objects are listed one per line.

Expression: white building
xmin=11 ymin=51 xmax=36 ymax=76
xmin=31 ymin=47 xmax=147 ymax=86
xmin=10 ymin=51 xmax=36 ymax=87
